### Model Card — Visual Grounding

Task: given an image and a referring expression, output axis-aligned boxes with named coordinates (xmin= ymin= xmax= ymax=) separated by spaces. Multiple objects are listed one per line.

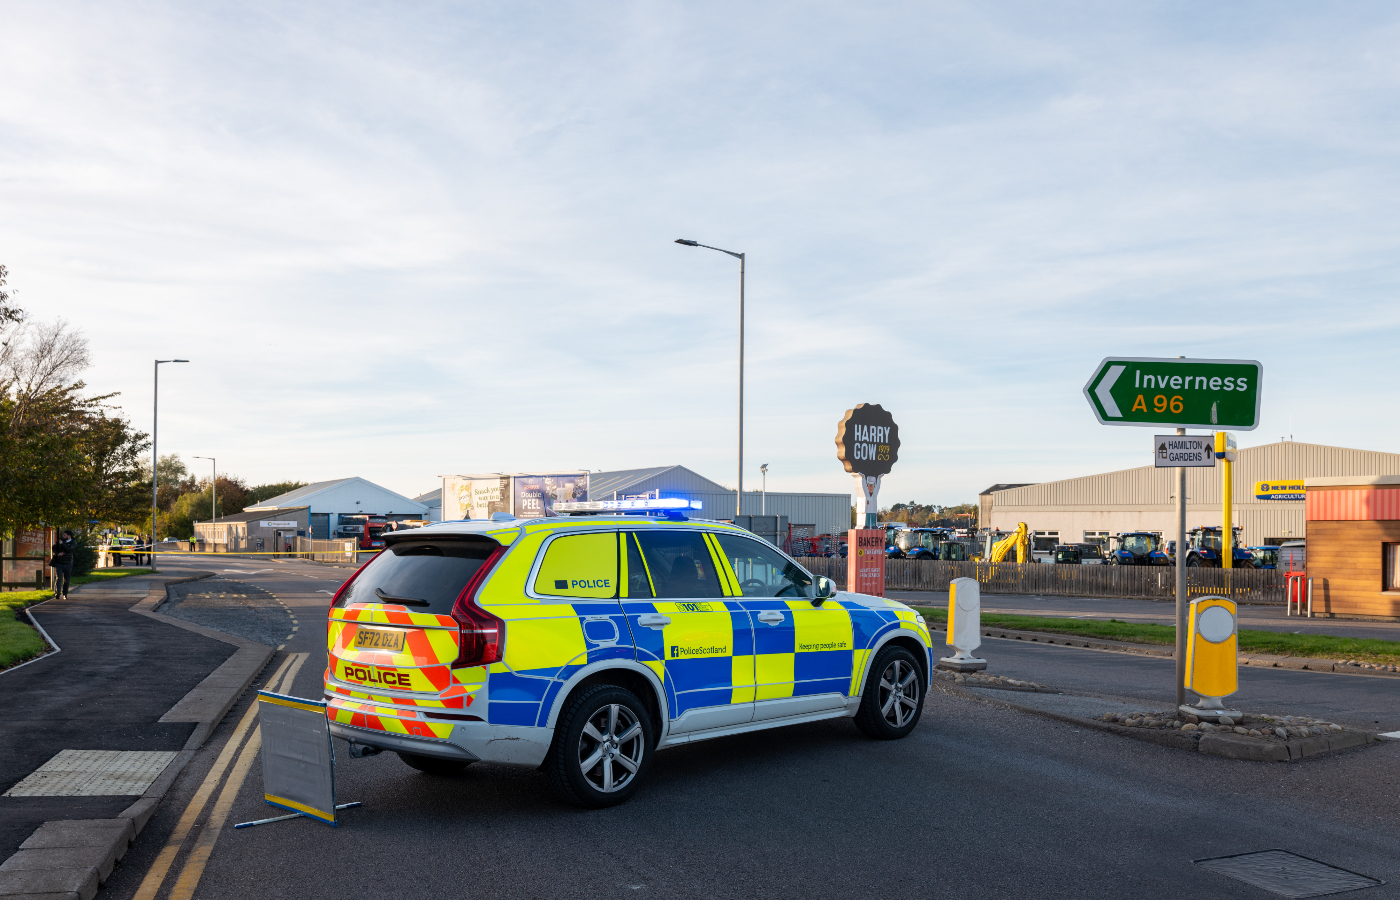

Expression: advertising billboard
xmin=512 ymin=473 xmax=588 ymax=519
xmin=441 ymin=473 xmax=588 ymax=520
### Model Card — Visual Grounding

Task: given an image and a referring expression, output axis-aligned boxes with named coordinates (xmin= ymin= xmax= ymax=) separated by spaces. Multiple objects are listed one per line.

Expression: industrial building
xmin=586 ymin=465 xmax=851 ymax=539
xmin=983 ymin=441 xmax=1400 ymax=549
xmin=432 ymin=465 xmax=850 ymax=537
xmin=228 ymin=477 xmax=427 ymax=539
xmin=414 ymin=489 xmax=442 ymax=522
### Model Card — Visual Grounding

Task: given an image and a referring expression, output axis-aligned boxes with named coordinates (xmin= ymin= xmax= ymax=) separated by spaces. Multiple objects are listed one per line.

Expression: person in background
xmin=51 ymin=529 xmax=76 ymax=599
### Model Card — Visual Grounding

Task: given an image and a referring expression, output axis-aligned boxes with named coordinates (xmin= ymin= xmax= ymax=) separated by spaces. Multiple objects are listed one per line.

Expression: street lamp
xmin=760 ymin=463 xmax=768 ymax=515
xmin=675 ymin=238 xmax=745 ymax=518
xmin=152 ymin=359 xmax=189 ymax=571
xmin=193 ymin=456 xmax=216 ymax=538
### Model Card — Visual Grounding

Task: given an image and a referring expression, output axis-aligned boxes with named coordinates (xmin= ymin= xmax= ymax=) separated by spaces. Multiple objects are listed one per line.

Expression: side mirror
xmin=812 ymin=576 xmax=836 ymax=606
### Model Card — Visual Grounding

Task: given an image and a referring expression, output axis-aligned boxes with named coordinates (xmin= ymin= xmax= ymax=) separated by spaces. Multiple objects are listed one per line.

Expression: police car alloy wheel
xmin=547 ymin=684 xmax=654 ymax=808
xmin=854 ymin=645 xmax=925 ymax=739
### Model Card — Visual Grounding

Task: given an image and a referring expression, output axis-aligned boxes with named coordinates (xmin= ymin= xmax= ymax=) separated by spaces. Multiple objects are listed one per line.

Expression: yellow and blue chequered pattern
xmin=325 ymin=518 xmax=934 ymax=737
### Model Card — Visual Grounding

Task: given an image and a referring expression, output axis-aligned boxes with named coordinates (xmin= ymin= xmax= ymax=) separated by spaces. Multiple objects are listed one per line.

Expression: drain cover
xmin=3 ymin=749 xmax=179 ymax=797
xmin=1196 ymin=850 xmax=1384 ymax=898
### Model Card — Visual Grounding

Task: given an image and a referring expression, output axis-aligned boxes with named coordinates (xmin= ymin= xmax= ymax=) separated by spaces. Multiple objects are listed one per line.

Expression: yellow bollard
xmin=1216 ymin=432 xmax=1237 ymax=568
xmin=1181 ymin=595 xmax=1241 ymax=719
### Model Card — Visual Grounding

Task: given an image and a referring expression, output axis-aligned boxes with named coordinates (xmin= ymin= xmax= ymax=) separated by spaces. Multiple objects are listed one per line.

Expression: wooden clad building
xmin=1304 ymin=475 xmax=1400 ymax=619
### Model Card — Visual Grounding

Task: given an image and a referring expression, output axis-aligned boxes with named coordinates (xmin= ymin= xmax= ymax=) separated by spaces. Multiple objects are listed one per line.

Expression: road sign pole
xmin=1175 ymin=426 xmax=1187 ymax=709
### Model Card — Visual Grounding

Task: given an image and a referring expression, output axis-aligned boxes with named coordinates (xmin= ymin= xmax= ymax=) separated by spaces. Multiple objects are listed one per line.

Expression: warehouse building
xmin=239 ymin=477 xmax=427 ymax=538
xmin=434 ymin=465 xmax=850 ymax=538
xmin=983 ymin=441 xmax=1400 ymax=548
xmin=584 ymin=466 xmax=851 ymax=538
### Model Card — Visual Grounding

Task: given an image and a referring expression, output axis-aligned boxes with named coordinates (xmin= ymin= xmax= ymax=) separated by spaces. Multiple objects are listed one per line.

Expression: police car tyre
xmin=546 ymin=684 xmax=653 ymax=808
xmin=397 ymin=752 xmax=473 ymax=776
xmin=854 ymin=645 xmax=925 ymax=740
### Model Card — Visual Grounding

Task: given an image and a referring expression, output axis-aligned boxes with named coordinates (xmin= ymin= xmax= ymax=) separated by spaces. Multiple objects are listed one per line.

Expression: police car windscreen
xmin=336 ymin=539 xmax=497 ymax=614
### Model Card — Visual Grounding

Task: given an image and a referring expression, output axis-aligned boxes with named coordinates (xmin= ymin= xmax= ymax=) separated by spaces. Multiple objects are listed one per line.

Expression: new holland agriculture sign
xmin=1084 ymin=357 xmax=1262 ymax=430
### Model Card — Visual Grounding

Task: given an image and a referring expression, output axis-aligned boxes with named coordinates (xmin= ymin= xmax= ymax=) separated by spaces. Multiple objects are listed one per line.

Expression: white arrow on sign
xmin=1095 ymin=364 xmax=1126 ymax=417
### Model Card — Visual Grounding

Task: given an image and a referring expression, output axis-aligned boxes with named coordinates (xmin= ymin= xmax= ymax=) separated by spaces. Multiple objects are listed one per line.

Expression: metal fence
xmin=793 ymin=558 xmax=1287 ymax=605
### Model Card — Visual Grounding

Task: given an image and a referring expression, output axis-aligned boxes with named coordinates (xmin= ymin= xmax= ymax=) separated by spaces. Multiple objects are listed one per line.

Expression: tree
xmin=0 ymin=304 xmax=150 ymax=538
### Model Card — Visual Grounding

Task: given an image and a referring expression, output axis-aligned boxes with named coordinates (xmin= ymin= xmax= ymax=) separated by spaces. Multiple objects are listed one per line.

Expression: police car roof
xmin=393 ymin=515 xmax=742 ymax=542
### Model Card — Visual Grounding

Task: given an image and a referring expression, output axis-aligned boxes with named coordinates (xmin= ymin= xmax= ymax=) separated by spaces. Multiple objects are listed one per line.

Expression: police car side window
xmin=533 ymin=532 xmax=618 ymax=599
xmin=633 ymin=532 xmax=723 ymax=599
xmin=624 ymin=533 xmax=653 ymax=598
xmin=715 ymin=533 xmax=814 ymax=599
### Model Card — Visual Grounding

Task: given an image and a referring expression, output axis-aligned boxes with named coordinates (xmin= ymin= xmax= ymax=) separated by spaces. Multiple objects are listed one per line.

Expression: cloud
xmin=2 ymin=0 xmax=1398 ymax=502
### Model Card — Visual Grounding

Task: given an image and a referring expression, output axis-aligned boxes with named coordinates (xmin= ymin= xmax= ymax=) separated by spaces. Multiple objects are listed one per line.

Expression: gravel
xmin=1098 ymin=709 xmax=1360 ymax=743
xmin=935 ymin=670 xmax=1049 ymax=690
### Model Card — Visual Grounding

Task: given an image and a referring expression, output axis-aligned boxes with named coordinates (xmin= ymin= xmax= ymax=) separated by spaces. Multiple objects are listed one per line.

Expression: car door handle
xmin=637 ymin=614 xmax=671 ymax=628
xmin=756 ymin=611 xmax=786 ymax=624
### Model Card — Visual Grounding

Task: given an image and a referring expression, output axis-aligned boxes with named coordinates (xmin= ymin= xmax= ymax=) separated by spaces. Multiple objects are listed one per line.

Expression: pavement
xmin=0 ymin=576 xmax=236 ymax=861
xmin=10 ymin=558 xmax=1400 ymax=899
xmin=888 ymin=590 xmax=1400 ymax=641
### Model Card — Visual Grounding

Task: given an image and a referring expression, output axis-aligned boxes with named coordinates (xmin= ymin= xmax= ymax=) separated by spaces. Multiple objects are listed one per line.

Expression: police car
xmin=324 ymin=499 xmax=934 ymax=807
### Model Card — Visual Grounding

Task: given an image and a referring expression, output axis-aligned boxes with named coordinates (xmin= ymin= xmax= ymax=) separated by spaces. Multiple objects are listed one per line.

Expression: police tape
xmin=102 ymin=549 xmax=379 ymax=555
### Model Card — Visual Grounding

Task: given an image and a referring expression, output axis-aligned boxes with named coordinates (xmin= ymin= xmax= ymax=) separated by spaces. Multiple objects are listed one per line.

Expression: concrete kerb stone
xmin=0 ymin=865 xmax=98 ymax=900
xmin=0 ymin=573 xmax=277 ymax=899
xmin=935 ymin=681 xmax=1381 ymax=762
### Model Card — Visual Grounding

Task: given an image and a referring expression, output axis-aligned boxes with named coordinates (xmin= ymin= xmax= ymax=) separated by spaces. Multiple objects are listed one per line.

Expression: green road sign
xmin=1084 ymin=357 xmax=1262 ymax=430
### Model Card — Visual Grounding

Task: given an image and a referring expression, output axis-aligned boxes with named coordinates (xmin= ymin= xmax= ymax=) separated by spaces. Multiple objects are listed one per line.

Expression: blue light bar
xmin=555 ymin=498 xmax=702 ymax=513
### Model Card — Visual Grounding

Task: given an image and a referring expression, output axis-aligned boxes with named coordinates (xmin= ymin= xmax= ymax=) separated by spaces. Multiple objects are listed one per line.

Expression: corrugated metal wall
xmin=690 ymin=491 xmax=851 ymax=535
xmin=988 ymin=441 xmax=1400 ymax=544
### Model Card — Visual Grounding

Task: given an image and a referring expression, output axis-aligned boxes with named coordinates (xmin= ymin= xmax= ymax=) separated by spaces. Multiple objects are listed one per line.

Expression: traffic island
xmin=937 ymin=679 xmax=1383 ymax=762
xmin=931 ymin=668 xmax=1055 ymax=693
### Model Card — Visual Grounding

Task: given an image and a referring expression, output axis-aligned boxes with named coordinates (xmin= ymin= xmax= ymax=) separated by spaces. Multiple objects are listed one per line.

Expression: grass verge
xmin=1 ymin=568 xmax=155 ymax=670
xmin=909 ymin=607 xmax=1400 ymax=666
xmin=0 ymin=606 xmax=50 ymax=669
xmin=0 ymin=568 xmax=154 ymax=611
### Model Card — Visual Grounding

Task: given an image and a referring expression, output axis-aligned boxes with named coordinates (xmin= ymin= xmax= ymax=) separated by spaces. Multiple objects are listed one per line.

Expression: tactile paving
xmin=3 ymin=749 xmax=179 ymax=797
xmin=1195 ymin=850 xmax=1384 ymax=898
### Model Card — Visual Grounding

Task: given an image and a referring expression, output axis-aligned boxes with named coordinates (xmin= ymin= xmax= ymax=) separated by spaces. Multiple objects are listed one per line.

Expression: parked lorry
xmin=337 ymin=514 xmax=388 ymax=550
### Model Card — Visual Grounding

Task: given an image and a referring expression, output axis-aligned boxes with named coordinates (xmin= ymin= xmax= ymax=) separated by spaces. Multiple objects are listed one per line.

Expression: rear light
xmin=451 ymin=546 xmax=507 ymax=668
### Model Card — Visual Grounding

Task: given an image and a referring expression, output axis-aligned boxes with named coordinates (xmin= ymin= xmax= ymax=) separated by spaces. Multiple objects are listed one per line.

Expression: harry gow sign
xmin=835 ymin=403 xmax=900 ymax=478
xmin=1084 ymin=357 xmax=1262 ymax=430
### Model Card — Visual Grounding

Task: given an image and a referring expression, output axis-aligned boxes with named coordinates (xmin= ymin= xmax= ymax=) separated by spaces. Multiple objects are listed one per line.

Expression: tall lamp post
xmin=193 ymin=455 xmax=216 ymax=544
xmin=152 ymin=359 xmax=189 ymax=572
xmin=760 ymin=463 xmax=768 ymax=515
xmin=675 ymin=238 xmax=745 ymax=517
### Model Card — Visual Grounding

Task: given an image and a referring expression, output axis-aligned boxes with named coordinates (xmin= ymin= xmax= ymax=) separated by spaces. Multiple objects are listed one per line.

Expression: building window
xmin=1385 ymin=544 xmax=1400 ymax=592
xmin=1032 ymin=530 xmax=1059 ymax=552
xmin=1083 ymin=531 xmax=1110 ymax=547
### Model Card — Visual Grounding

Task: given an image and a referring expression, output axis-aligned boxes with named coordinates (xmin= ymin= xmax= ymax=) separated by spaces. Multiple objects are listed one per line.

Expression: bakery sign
xmin=835 ymin=403 xmax=900 ymax=477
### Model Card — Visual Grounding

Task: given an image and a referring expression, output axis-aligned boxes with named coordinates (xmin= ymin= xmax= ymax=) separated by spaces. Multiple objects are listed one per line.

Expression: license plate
xmin=353 ymin=627 xmax=405 ymax=652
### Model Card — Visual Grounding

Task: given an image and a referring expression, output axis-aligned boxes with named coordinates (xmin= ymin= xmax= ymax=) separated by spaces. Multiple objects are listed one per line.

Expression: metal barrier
xmin=794 ymin=557 xmax=1288 ymax=605
xmin=1285 ymin=571 xmax=1312 ymax=617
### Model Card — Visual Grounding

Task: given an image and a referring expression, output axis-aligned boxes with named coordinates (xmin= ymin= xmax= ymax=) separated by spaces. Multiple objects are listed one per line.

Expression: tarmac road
xmin=96 ymin=559 xmax=1400 ymax=900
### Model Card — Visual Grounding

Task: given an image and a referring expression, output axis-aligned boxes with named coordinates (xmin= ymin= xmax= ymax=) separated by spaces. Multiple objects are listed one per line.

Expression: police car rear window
xmin=335 ymin=539 xmax=497 ymax=615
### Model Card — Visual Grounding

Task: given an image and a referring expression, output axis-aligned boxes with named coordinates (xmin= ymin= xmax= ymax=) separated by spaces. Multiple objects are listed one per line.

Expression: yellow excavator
xmin=987 ymin=522 xmax=1030 ymax=564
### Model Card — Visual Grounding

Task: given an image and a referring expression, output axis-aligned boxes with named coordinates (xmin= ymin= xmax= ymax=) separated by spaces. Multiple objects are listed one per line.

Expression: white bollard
xmin=940 ymin=576 xmax=987 ymax=672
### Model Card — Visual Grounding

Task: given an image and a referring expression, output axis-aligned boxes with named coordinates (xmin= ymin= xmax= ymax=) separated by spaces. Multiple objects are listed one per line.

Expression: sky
xmin=3 ymin=1 xmax=1399 ymax=506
